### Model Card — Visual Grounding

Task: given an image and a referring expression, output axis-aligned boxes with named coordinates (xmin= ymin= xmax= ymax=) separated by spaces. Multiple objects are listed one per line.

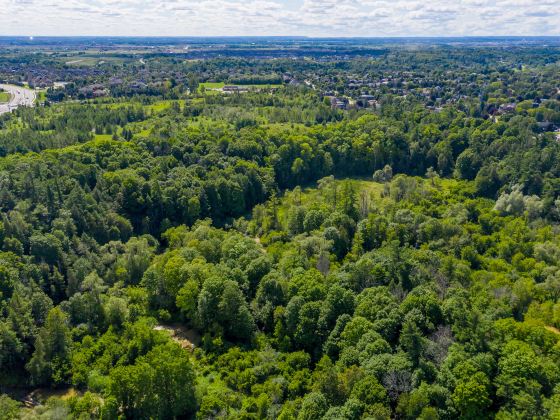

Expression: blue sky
xmin=1 ymin=0 xmax=558 ymax=37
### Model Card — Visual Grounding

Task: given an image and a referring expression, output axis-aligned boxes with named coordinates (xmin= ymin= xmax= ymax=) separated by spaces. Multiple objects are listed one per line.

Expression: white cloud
xmin=0 ymin=0 xmax=558 ymax=36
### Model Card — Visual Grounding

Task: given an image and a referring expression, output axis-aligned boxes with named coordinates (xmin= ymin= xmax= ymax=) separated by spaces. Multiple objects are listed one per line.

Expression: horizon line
xmin=1 ymin=35 xmax=560 ymax=39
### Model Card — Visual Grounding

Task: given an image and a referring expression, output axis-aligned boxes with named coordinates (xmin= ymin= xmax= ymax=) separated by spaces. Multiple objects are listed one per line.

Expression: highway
xmin=0 ymin=84 xmax=37 ymax=115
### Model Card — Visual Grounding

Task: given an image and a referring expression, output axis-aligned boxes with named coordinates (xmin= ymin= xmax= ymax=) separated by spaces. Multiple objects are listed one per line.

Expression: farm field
xmin=62 ymin=55 xmax=129 ymax=66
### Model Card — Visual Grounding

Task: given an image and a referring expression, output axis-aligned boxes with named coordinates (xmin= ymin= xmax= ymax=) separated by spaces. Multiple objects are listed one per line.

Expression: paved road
xmin=0 ymin=84 xmax=37 ymax=115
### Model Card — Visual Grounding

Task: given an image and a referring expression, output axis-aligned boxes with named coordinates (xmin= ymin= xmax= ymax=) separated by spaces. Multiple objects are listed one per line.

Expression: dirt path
xmin=154 ymin=324 xmax=201 ymax=350
xmin=0 ymin=386 xmax=78 ymax=408
xmin=23 ymin=388 xmax=79 ymax=408
xmin=254 ymin=236 xmax=267 ymax=253
xmin=545 ymin=325 xmax=560 ymax=335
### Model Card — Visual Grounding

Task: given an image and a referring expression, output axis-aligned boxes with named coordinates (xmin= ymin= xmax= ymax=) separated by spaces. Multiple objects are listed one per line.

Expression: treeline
xmin=0 ymin=104 xmax=146 ymax=155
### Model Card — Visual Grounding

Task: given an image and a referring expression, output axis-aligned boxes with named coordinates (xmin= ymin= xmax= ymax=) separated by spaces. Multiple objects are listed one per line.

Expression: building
xmin=223 ymin=85 xmax=239 ymax=92
xmin=331 ymin=97 xmax=348 ymax=110
xmin=498 ymin=103 xmax=516 ymax=114
xmin=222 ymin=85 xmax=248 ymax=93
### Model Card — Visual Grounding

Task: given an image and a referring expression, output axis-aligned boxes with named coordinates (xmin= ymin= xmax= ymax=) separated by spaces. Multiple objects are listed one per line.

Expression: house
xmin=331 ymin=97 xmax=348 ymax=110
xmin=537 ymin=121 xmax=553 ymax=131
xmin=92 ymin=89 xmax=108 ymax=98
xmin=109 ymin=77 xmax=124 ymax=87
xmin=498 ymin=103 xmax=516 ymax=114
xmin=223 ymin=85 xmax=240 ymax=92
xmin=223 ymin=85 xmax=248 ymax=93
xmin=128 ymin=81 xmax=148 ymax=90
xmin=356 ymin=95 xmax=377 ymax=108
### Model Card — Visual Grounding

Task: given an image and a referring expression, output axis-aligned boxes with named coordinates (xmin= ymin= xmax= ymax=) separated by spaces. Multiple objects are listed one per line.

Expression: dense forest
xmin=0 ymin=41 xmax=560 ymax=419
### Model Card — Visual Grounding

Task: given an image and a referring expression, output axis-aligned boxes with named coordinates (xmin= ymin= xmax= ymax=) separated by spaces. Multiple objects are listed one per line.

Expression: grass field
xmin=93 ymin=134 xmax=114 ymax=141
xmin=36 ymin=90 xmax=47 ymax=103
xmin=198 ymin=82 xmax=225 ymax=95
xmin=198 ymin=82 xmax=283 ymax=94
xmin=199 ymin=82 xmax=225 ymax=91
xmin=145 ymin=100 xmax=179 ymax=113
xmin=62 ymin=55 xmax=127 ymax=67
xmin=0 ymin=91 xmax=11 ymax=103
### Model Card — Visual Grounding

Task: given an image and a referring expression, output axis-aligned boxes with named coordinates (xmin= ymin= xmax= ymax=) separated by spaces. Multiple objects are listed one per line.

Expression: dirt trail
xmin=0 ymin=387 xmax=79 ymax=408
xmin=154 ymin=324 xmax=201 ymax=350
xmin=545 ymin=325 xmax=560 ymax=335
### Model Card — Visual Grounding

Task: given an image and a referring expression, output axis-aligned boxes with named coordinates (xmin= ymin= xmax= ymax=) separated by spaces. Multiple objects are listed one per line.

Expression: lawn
xmin=198 ymin=82 xmax=225 ymax=92
xmin=0 ymin=91 xmax=11 ymax=103
xmin=36 ymin=90 xmax=47 ymax=103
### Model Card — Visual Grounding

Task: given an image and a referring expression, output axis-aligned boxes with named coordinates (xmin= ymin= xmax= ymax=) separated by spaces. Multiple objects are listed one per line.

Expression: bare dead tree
xmin=383 ymin=370 xmax=413 ymax=402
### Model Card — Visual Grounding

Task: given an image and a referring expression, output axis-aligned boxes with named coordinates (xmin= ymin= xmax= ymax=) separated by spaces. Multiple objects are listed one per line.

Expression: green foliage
xmin=109 ymin=342 xmax=196 ymax=418
xmin=0 ymin=395 xmax=20 ymax=420
xmin=26 ymin=307 xmax=71 ymax=386
xmin=0 ymin=46 xmax=559 ymax=418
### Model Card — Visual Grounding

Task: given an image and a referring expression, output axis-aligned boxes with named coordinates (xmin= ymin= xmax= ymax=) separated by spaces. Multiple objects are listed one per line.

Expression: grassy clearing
xmin=136 ymin=129 xmax=151 ymax=137
xmin=276 ymin=176 xmax=472 ymax=221
xmin=145 ymin=100 xmax=180 ymax=113
xmin=277 ymin=178 xmax=386 ymax=222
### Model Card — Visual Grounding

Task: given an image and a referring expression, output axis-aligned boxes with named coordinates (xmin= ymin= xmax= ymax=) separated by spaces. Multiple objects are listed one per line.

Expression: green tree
xmin=452 ymin=371 xmax=492 ymax=419
xmin=297 ymin=391 xmax=328 ymax=420
xmin=109 ymin=342 xmax=196 ymax=419
xmin=27 ymin=307 xmax=71 ymax=386
xmin=0 ymin=394 xmax=20 ymax=420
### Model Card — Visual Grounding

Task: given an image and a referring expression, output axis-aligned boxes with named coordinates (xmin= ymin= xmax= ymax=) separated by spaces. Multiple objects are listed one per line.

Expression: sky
xmin=0 ymin=0 xmax=558 ymax=37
